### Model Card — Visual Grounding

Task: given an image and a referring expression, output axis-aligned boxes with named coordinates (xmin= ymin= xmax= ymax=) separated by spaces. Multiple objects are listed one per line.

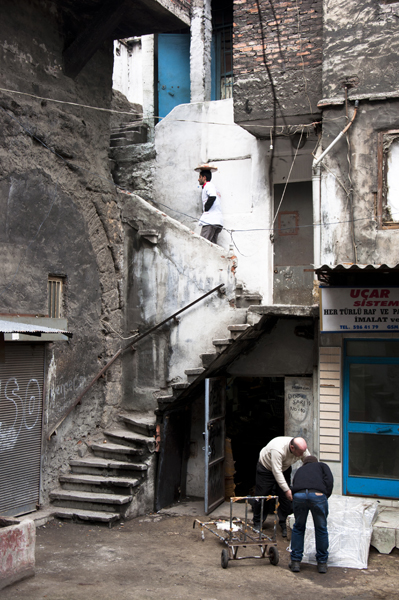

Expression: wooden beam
xmin=63 ymin=0 xmax=129 ymax=79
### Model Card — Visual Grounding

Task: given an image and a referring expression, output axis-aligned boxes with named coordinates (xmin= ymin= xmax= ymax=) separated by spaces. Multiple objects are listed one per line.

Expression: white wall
xmin=121 ymin=191 xmax=248 ymax=402
xmin=113 ymin=39 xmax=143 ymax=106
xmin=153 ymin=99 xmax=272 ymax=301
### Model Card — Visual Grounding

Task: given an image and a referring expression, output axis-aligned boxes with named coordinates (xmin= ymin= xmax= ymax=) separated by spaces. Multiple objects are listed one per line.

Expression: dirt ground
xmin=3 ymin=512 xmax=399 ymax=600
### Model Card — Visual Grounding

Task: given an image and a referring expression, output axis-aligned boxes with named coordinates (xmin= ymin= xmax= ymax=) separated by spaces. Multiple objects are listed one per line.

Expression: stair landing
xmin=371 ymin=506 xmax=399 ymax=554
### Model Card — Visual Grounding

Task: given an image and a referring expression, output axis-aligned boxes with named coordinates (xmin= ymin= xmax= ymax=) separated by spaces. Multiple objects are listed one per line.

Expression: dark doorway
xmin=225 ymin=376 xmax=285 ymax=496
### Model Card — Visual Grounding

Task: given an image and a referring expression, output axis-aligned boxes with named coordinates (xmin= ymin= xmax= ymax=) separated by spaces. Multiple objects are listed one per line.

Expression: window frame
xmin=377 ymin=129 xmax=399 ymax=229
xmin=48 ymin=276 xmax=64 ymax=319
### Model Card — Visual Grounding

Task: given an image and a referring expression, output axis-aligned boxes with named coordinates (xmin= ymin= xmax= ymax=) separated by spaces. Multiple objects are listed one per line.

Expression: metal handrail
xmin=47 ymin=283 xmax=225 ymax=439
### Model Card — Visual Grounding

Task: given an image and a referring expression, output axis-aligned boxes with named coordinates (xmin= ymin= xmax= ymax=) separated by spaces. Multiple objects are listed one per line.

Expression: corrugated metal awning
xmin=315 ymin=264 xmax=399 ymax=284
xmin=0 ymin=319 xmax=73 ymax=338
xmin=316 ymin=263 xmax=399 ymax=273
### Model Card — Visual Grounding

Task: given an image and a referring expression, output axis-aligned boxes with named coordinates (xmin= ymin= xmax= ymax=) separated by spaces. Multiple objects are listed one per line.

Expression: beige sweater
xmin=258 ymin=436 xmax=310 ymax=493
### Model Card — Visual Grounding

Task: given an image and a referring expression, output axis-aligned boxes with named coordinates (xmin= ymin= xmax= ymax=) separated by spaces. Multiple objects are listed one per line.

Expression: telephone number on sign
xmin=348 ymin=325 xmax=399 ymax=330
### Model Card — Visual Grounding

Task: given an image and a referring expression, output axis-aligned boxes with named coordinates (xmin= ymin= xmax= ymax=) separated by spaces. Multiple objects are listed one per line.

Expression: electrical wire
xmin=1 ymin=96 xmax=395 ymax=264
xmin=0 ymin=87 xmax=348 ymax=131
xmin=271 ymin=129 xmax=304 ymax=229
xmin=142 ymin=188 xmax=386 ymax=235
xmin=0 ymin=87 xmax=144 ymax=118
xmin=100 ymin=319 xmax=139 ymax=340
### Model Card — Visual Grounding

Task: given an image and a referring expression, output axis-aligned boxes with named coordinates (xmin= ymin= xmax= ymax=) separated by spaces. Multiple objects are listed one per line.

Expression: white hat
xmin=194 ymin=163 xmax=218 ymax=172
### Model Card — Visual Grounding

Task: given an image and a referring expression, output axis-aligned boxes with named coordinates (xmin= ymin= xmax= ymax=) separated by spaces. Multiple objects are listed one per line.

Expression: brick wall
xmin=233 ymin=0 xmax=323 ymax=129
xmin=234 ymin=0 xmax=322 ymax=75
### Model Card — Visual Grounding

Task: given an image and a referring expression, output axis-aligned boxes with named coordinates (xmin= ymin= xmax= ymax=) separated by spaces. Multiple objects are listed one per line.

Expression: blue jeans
xmin=291 ymin=491 xmax=329 ymax=563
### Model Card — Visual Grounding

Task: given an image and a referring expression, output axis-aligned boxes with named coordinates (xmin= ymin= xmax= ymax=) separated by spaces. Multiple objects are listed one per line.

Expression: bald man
xmin=252 ymin=436 xmax=310 ymax=536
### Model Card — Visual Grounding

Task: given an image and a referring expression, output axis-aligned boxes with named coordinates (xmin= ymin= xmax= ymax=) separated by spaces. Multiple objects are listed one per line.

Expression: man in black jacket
xmin=289 ymin=455 xmax=334 ymax=574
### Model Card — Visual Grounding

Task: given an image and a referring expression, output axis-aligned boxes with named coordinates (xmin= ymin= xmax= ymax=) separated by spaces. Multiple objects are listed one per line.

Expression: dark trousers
xmin=252 ymin=462 xmax=292 ymax=527
xmin=200 ymin=224 xmax=222 ymax=244
xmin=291 ymin=491 xmax=329 ymax=563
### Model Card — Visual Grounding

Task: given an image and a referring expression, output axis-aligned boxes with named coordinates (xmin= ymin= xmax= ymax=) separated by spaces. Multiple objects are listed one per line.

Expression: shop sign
xmin=320 ymin=287 xmax=399 ymax=332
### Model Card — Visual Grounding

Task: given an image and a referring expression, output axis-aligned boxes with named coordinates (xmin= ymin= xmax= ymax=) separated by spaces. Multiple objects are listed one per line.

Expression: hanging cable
xmin=270 ymin=129 xmax=304 ymax=242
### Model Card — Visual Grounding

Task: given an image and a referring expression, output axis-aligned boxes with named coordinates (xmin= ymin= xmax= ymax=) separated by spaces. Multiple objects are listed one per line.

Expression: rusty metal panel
xmin=273 ymin=182 xmax=313 ymax=305
xmin=0 ymin=343 xmax=44 ymax=516
xmin=273 ymin=266 xmax=314 ymax=305
xmin=205 ymin=377 xmax=226 ymax=515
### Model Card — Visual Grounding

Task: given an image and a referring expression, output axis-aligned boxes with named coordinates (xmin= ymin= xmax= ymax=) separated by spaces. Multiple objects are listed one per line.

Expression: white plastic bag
xmin=289 ymin=495 xmax=379 ymax=569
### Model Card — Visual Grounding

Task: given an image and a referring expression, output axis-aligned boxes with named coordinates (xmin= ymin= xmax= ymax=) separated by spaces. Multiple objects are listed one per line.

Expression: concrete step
xmin=69 ymin=456 xmax=148 ymax=476
xmin=157 ymin=395 xmax=175 ymax=410
xmin=104 ymin=429 xmax=155 ymax=451
xmin=200 ymin=353 xmax=217 ymax=368
xmin=371 ymin=507 xmax=399 ymax=554
xmin=236 ymin=293 xmax=262 ymax=308
xmin=111 ymin=122 xmax=145 ymax=133
xmin=59 ymin=473 xmax=140 ymax=493
xmin=110 ymin=129 xmax=148 ymax=146
xmin=212 ymin=339 xmax=233 ymax=353
xmin=172 ymin=382 xmax=190 ymax=396
xmin=138 ymin=229 xmax=159 ymax=244
xmin=184 ymin=368 xmax=205 ymax=383
xmin=228 ymin=324 xmax=251 ymax=339
xmin=109 ymin=142 xmax=155 ymax=163
xmin=49 ymin=489 xmax=132 ymax=513
xmin=53 ymin=507 xmax=121 ymax=525
xmin=120 ymin=412 xmax=156 ymax=437
xmin=89 ymin=441 xmax=144 ymax=459
xmin=110 ymin=137 xmax=127 ymax=147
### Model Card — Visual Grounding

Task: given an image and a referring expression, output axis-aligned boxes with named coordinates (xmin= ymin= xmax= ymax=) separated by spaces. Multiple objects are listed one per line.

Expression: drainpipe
xmin=312 ymin=100 xmax=360 ymax=267
xmin=313 ymin=100 xmax=359 ymax=168
xmin=312 ymin=162 xmax=322 ymax=267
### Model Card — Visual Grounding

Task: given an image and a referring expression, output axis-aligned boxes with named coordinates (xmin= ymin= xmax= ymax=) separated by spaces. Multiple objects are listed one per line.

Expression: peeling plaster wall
xmin=0 ymin=0 xmax=124 ymax=505
xmin=190 ymin=0 xmax=212 ymax=103
xmin=113 ymin=39 xmax=143 ymax=106
xmin=153 ymin=99 xmax=272 ymax=301
xmin=319 ymin=105 xmax=399 ymax=264
xmin=319 ymin=0 xmax=399 ymax=266
xmin=120 ymin=192 xmax=246 ymax=409
xmin=322 ymin=0 xmax=399 ymax=100
xmin=112 ymin=35 xmax=156 ymax=133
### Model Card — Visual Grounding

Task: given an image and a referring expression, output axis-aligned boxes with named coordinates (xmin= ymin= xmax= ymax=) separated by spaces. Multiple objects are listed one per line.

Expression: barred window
xmin=48 ymin=276 xmax=64 ymax=318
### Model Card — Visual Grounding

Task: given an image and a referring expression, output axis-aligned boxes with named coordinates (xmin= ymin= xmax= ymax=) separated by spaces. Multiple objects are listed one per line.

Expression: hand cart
xmin=194 ymin=495 xmax=279 ymax=569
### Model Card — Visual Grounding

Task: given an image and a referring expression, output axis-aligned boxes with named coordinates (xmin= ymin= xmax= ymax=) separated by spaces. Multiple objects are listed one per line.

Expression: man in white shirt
xmin=195 ymin=165 xmax=223 ymax=244
xmin=252 ymin=436 xmax=310 ymax=537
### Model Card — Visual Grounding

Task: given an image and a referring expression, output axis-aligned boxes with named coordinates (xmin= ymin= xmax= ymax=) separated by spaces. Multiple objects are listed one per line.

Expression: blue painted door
xmin=158 ymin=34 xmax=190 ymax=119
xmin=343 ymin=340 xmax=399 ymax=498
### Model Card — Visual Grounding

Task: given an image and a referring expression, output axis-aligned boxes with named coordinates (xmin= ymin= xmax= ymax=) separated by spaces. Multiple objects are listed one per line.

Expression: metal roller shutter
xmin=0 ymin=342 xmax=44 ymax=516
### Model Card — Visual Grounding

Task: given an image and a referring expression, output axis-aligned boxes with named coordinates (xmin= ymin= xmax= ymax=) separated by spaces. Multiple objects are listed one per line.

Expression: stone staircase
xmin=49 ymin=412 xmax=156 ymax=526
xmin=109 ymin=120 xmax=155 ymax=203
xmin=155 ymin=320 xmax=255 ymax=413
xmin=49 ymin=282 xmax=263 ymax=525
xmin=153 ymin=282 xmax=263 ymax=412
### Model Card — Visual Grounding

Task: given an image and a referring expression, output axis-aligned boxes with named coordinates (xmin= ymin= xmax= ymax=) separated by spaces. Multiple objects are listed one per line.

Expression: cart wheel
xmin=221 ymin=549 xmax=229 ymax=569
xmin=268 ymin=545 xmax=279 ymax=565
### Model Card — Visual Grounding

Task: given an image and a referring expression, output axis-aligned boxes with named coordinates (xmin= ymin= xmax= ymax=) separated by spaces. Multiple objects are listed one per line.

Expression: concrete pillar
xmin=190 ymin=0 xmax=212 ymax=103
xmin=142 ymin=36 xmax=155 ymax=121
